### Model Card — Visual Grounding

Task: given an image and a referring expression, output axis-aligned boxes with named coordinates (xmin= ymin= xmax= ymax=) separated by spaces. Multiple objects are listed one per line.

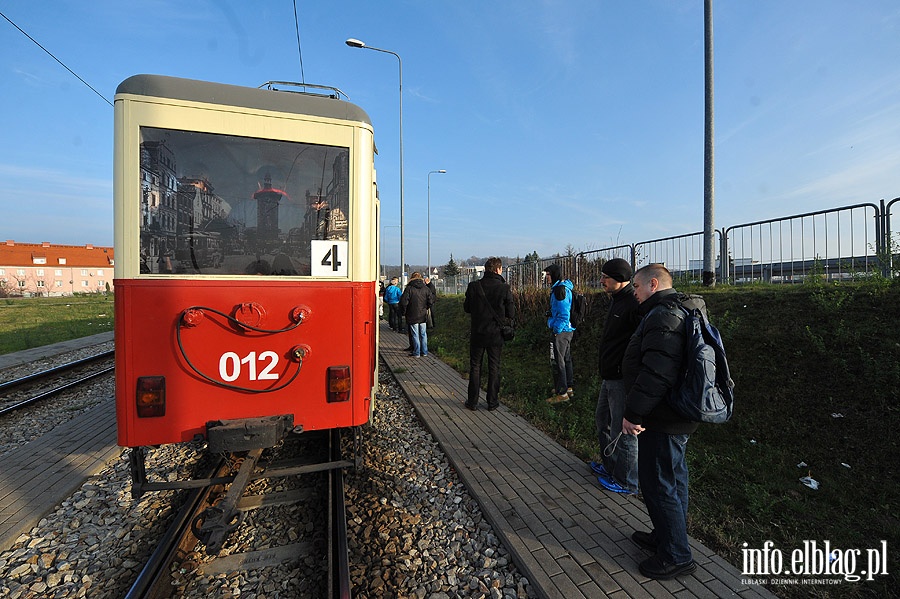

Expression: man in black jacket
xmin=591 ymin=258 xmax=641 ymax=495
xmin=463 ymin=257 xmax=516 ymax=411
xmin=622 ymin=264 xmax=705 ymax=580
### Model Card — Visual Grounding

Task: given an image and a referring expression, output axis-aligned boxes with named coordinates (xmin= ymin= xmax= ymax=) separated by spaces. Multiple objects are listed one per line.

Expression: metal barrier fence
xmin=505 ymin=198 xmax=900 ymax=289
xmin=435 ymin=272 xmax=483 ymax=295
xmin=886 ymin=198 xmax=900 ymax=275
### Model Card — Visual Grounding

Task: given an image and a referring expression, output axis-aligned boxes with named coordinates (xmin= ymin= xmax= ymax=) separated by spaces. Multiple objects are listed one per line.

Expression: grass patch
xmin=430 ymin=282 xmax=899 ymax=598
xmin=0 ymin=295 xmax=114 ymax=354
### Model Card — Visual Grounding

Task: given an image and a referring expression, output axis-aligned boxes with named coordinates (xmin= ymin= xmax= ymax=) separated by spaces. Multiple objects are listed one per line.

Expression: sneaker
xmin=638 ymin=555 xmax=696 ymax=580
xmin=597 ymin=473 xmax=638 ymax=495
xmin=566 ymin=387 xmax=574 ymax=398
xmin=545 ymin=394 xmax=570 ymax=405
xmin=589 ymin=461 xmax=609 ymax=477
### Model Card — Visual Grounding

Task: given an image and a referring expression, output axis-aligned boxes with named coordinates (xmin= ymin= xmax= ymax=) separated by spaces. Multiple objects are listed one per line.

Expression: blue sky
xmin=2 ymin=1 xmax=899 ymax=269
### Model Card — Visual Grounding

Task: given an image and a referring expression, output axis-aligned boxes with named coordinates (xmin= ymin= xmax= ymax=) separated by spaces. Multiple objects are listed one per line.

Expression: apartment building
xmin=0 ymin=240 xmax=114 ymax=297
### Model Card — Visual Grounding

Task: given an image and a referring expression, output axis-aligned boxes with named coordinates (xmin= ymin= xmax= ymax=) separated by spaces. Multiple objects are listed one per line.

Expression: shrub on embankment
xmin=429 ymin=279 xmax=899 ymax=598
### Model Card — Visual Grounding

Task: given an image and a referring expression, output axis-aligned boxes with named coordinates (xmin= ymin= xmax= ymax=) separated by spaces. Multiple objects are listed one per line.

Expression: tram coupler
xmin=192 ymin=447 xmax=263 ymax=554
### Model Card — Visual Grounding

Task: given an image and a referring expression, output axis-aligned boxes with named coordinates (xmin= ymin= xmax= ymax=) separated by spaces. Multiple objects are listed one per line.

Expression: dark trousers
xmin=388 ymin=303 xmax=402 ymax=331
xmin=551 ymin=331 xmax=574 ymax=395
xmin=638 ymin=430 xmax=692 ymax=564
xmin=467 ymin=344 xmax=502 ymax=408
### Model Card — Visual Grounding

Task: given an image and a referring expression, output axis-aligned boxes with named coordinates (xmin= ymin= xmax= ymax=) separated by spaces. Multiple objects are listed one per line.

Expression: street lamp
xmin=345 ymin=37 xmax=406 ymax=284
xmin=427 ymin=169 xmax=446 ymax=277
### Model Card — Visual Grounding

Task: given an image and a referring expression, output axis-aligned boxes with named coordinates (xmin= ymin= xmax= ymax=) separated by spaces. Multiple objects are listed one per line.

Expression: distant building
xmin=0 ymin=240 xmax=114 ymax=297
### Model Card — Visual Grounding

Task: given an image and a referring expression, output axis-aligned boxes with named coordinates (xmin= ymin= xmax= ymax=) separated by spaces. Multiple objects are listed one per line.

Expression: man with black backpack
xmin=621 ymin=264 xmax=705 ymax=581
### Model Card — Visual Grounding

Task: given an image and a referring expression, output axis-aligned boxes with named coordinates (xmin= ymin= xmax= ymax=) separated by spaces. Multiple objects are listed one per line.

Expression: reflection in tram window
xmin=138 ymin=127 xmax=350 ymax=276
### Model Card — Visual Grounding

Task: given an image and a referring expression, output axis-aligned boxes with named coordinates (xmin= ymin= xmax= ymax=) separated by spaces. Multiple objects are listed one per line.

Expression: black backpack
xmin=570 ymin=291 xmax=587 ymax=327
xmin=668 ymin=299 xmax=735 ymax=424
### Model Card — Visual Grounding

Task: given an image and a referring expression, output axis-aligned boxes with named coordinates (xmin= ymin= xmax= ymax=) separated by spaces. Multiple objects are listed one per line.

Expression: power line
xmin=292 ymin=0 xmax=305 ymax=84
xmin=0 ymin=10 xmax=113 ymax=108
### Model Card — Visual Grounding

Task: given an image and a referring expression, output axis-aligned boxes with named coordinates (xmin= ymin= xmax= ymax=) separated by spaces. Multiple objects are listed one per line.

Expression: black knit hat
xmin=601 ymin=258 xmax=633 ymax=282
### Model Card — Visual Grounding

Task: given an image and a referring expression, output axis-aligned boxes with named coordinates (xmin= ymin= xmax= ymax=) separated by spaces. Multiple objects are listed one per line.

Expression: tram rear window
xmin=138 ymin=127 xmax=349 ymax=276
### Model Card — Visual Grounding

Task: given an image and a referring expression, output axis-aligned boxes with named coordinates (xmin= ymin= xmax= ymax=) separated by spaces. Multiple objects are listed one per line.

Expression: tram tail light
xmin=136 ymin=376 xmax=166 ymax=417
xmin=327 ymin=366 xmax=351 ymax=402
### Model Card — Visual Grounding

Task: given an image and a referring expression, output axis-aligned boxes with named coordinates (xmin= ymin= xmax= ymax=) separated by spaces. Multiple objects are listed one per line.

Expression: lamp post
xmin=345 ymin=37 xmax=406 ymax=284
xmin=427 ymin=169 xmax=446 ymax=277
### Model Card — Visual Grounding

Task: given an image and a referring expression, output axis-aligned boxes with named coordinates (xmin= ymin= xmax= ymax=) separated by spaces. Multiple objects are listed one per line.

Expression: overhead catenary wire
xmin=0 ymin=9 xmax=113 ymax=107
xmin=292 ymin=0 xmax=305 ymax=84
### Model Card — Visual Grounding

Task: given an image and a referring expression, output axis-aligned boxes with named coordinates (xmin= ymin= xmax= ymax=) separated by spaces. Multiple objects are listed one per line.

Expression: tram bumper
xmin=206 ymin=415 xmax=294 ymax=453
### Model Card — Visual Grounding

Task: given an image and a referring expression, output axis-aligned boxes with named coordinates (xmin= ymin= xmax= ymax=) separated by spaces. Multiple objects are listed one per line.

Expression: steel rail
xmin=124 ymin=460 xmax=225 ymax=599
xmin=0 ymin=349 xmax=114 ymax=393
xmin=0 ymin=365 xmax=114 ymax=417
xmin=330 ymin=428 xmax=352 ymax=599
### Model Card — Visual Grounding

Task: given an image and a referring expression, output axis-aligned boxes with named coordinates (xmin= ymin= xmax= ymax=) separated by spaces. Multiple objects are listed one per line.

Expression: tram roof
xmin=116 ymin=74 xmax=371 ymax=126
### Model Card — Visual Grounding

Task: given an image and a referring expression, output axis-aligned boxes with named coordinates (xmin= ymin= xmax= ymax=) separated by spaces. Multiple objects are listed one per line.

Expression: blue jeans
xmin=638 ymin=431 xmax=692 ymax=564
xmin=595 ymin=379 xmax=639 ymax=492
xmin=409 ymin=322 xmax=427 ymax=356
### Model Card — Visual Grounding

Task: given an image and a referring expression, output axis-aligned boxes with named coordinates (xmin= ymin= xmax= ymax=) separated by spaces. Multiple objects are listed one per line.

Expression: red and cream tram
xmin=113 ymin=75 xmax=378 ymax=495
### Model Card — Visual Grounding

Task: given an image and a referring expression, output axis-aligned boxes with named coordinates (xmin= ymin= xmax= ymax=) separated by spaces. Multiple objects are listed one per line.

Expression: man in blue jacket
xmin=544 ymin=263 xmax=575 ymax=404
xmin=384 ymin=277 xmax=403 ymax=332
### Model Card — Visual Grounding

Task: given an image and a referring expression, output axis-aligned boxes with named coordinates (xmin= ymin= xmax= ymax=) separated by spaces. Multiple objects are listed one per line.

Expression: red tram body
xmin=113 ymin=75 xmax=378 ymax=476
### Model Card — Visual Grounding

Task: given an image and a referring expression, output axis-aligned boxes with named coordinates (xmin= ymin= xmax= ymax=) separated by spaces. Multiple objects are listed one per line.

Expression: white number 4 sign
xmin=311 ymin=240 xmax=348 ymax=277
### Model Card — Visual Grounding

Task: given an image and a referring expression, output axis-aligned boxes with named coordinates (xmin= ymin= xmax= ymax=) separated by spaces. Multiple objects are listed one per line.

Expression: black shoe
xmin=405 ymin=346 xmax=414 ymax=351
xmin=631 ymin=531 xmax=657 ymax=552
xmin=638 ymin=556 xmax=696 ymax=580
xmin=464 ymin=403 xmax=478 ymax=411
xmin=487 ymin=404 xmax=499 ymax=411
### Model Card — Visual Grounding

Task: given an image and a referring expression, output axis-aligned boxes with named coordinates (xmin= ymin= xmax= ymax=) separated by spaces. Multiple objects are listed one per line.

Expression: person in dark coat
xmin=463 ymin=257 xmax=516 ymax=411
xmin=591 ymin=258 xmax=642 ymax=496
xmin=400 ymin=272 xmax=434 ymax=357
xmin=622 ymin=264 xmax=704 ymax=581
xmin=424 ymin=276 xmax=437 ymax=329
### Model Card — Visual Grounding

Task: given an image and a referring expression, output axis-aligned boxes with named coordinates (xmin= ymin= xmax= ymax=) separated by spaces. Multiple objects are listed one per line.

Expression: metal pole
xmin=427 ymin=169 xmax=446 ymax=277
xmin=703 ymin=0 xmax=716 ymax=287
xmin=345 ymin=39 xmax=404 ymax=284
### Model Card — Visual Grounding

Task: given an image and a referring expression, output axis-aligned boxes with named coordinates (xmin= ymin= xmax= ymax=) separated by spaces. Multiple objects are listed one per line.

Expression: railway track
xmin=0 ymin=349 xmax=115 ymax=416
xmin=126 ymin=429 xmax=352 ymax=599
